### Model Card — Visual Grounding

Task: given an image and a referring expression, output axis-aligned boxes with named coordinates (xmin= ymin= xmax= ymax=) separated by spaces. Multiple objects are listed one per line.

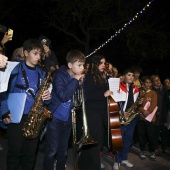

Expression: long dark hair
xmin=87 ymin=54 xmax=106 ymax=84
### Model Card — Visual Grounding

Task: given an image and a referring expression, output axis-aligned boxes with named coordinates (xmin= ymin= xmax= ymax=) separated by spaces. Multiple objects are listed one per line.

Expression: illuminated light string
xmin=86 ymin=0 xmax=154 ymax=58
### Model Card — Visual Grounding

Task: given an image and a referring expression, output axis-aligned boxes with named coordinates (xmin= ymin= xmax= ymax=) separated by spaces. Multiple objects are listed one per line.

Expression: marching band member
xmin=0 ymin=39 xmax=51 ymax=170
xmin=113 ymin=68 xmax=139 ymax=170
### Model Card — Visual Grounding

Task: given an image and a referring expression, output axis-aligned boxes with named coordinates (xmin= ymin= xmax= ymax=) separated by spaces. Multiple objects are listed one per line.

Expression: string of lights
xmin=86 ymin=0 xmax=154 ymax=58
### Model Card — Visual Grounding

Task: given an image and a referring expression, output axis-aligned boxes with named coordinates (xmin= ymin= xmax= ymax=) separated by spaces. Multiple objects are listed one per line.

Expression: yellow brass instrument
xmin=71 ymin=82 xmax=97 ymax=170
xmin=120 ymin=92 xmax=145 ymax=125
xmin=22 ymin=70 xmax=52 ymax=139
xmin=120 ymin=98 xmax=141 ymax=125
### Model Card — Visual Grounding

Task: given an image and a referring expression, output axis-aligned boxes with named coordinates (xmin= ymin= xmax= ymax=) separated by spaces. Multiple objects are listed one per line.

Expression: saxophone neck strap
xmin=15 ymin=64 xmax=41 ymax=98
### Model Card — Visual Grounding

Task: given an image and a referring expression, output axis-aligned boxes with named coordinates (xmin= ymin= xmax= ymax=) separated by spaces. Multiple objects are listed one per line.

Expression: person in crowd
xmin=78 ymin=54 xmax=113 ymax=170
xmin=83 ymin=59 xmax=90 ymax=74
xmin=105 ymin=62 xmax=118 ymax=78
xmin=38 ymin=36 xmax=59 ymax=71
xmin=113 ymin=68 xmax=139 ymax=170
xmin=112 ymin=66 xmax=119 ymax=78
xmin=163 ymin=84 xmax=170 ymax=130
xmin=0 ymin=38 xmax=51 ymax=170
xmin=164 ymin=78 xmax=170 ymax=90
xmin=137 ymin=76 xmax=157 ymax=160
xmin=1 ymin=31 xmax=12 ymax=50
xmin=117 ymin=73 xmax=124 ymax=84
xmin=43 ymin=50 xmax=85 ymax=170
xmin=151 ymin=74 xmax=170 ymax=156
xmin=132 ymin=66 xmax=142 ymax=88
xmin=11 ymin=47 xmax=25 ymax=62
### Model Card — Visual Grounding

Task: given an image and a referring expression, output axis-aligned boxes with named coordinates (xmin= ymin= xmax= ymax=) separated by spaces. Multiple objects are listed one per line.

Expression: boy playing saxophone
xmin=0 ymin=39 xmax=51 ymax=170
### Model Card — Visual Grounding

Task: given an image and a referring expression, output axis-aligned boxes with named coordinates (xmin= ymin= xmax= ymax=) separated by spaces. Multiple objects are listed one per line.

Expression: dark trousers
xmin=137 ymin=120 xmax=155 ymax=152
xmin=78 ymin=143 xmax=101 ymax=170
xmin=133 ymin=122 xmax=139 ymax=144
xmin=78 ymin=105 xmax=105 ymax=170
xmin=154 ymin=125 xmax=170 ymax=150
xmin=43 ymin=117 xmax=72 ymax=170
xmin=7 ymin=115 xmax=39 ymax=170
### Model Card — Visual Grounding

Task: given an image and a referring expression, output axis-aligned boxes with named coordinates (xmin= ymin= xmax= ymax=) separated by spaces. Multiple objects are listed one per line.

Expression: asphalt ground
xmin=0 ymin=130 xmax=170 ymax=170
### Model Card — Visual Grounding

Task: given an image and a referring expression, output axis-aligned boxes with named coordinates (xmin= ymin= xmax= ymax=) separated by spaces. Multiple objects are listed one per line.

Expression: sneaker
xmin=131 ymin=143 xmax=140 ymax=150
xmin=149 ymin=152 xmax=156 ymax=160
xmin=101 ymin=162 xmax=105 ymax=168
xmin=121 ymin=160 xmax=133 ymax=167
xmin=113 ymin=162 xmax=120 ymax=170
xmin=140 ymin=151 xmax=146 ymax=159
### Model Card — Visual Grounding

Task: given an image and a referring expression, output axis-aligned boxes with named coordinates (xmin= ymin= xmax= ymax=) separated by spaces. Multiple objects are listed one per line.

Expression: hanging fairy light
xmin=86 ymin=0 xmax=154 ymax=58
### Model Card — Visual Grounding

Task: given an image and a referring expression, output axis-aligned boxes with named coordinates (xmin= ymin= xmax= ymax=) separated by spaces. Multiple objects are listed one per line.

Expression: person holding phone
xmin=1 ymin=29 xmax=13 ymax=46
xmin=38 ymin=36 xmax=59 ymax=72
xmin=0 ymin=28 xmax=13 ymax=56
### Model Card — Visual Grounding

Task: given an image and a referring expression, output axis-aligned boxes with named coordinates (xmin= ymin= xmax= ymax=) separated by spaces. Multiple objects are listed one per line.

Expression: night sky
xmin=0 ymin=0 xmax=169 ymax=80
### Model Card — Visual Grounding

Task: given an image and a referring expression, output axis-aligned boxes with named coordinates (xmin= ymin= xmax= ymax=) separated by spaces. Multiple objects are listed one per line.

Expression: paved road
xmin=1 ymin=136 xmax=170 ymax=170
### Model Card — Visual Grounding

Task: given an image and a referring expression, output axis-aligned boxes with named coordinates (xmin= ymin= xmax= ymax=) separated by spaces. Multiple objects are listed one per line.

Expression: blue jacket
xmin=0 ymin=61 xmax=48 ymax=119
xmin=48 ymin=65 xmax=79 ymax=121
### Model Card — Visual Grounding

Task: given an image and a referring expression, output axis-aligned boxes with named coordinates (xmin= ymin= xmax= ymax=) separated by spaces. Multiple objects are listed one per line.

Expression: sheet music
xmin=0 ymin=61 xmax=19 ymax=92
xmin=108 ymin=78 xmax=126 ymax=102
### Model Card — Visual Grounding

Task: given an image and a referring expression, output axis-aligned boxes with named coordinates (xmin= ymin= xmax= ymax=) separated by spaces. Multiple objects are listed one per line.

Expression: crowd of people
xmin=0 ymin=31 xmax=170 ymax=170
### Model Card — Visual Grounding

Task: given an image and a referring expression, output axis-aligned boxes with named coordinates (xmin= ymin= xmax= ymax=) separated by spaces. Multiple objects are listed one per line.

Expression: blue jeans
xmin=115 ymin=117 xmax=138 ymax=163
xmin=43 ymin=117 xmax=72 ymax=170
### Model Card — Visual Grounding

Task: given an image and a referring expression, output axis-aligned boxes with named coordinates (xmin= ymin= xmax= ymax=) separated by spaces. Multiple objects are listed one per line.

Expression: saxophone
xmin=22 ymin=69 xmax=52 ymax=139
xmin=120 ymin=97 xmax=141 ymax=125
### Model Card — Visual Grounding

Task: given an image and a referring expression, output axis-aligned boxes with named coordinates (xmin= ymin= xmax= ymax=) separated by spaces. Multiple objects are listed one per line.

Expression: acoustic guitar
xmin=107 ymin=96 xmax=123 ymax=151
